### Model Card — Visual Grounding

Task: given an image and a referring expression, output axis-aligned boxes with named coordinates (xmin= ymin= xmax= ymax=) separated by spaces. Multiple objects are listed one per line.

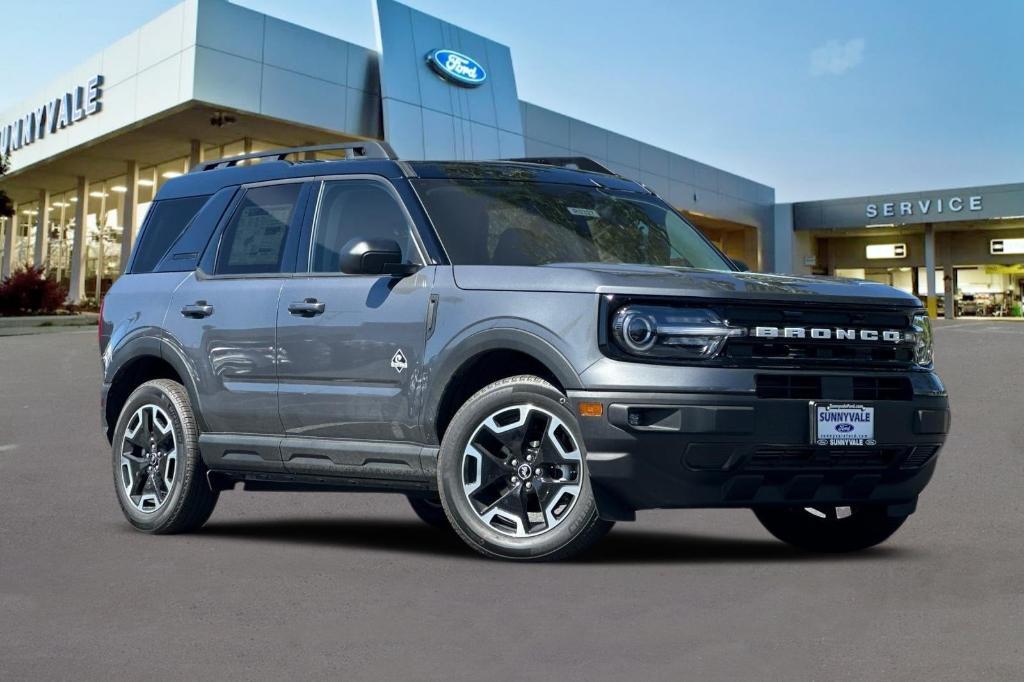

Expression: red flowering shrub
xmin=0 ymin=265 xmax=67 ymax=316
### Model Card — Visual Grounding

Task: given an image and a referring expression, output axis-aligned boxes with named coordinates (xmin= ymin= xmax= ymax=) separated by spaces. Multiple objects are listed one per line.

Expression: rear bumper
xmin=568 ymin=388 xmax=949 ymax=519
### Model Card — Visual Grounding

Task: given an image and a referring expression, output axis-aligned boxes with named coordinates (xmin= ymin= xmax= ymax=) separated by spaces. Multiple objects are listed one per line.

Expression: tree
xmin=0 ymin=153 xmax=14 ymax=219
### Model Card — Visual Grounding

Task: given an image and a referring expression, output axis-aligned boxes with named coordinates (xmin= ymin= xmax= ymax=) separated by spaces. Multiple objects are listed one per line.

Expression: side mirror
xmin=731 ymin=258 xmax=750 ymax=272
xmin=339 ymin=238 xmax=419 ymax=277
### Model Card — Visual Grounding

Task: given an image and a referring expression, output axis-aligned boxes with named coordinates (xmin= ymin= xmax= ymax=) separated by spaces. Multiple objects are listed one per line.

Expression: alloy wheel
xmin=461 ymin=404 xmax=582 ymax=538
xmin=119 ymin=404 xmax=178 ymax=513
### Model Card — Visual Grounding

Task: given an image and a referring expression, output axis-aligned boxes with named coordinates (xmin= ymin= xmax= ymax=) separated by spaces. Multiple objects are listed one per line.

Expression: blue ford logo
xmin=836 ymin=423 xmax=855 ymax=433
xmin=427 ymin=49 xmax=487 ymax=87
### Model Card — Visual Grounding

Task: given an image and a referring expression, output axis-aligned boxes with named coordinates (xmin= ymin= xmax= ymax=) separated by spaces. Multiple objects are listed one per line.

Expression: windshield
xmin=412 ymin=179 xmax=733 ymax=269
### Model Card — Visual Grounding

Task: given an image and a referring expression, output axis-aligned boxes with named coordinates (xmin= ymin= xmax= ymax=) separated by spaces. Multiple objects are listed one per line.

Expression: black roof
xmin=157 ymin=143 xmax=645 ymax=200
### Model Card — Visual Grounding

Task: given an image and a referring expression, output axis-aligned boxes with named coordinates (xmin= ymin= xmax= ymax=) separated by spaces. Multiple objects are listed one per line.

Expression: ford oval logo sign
xmin=836 ymin=423 xmax=855 ymax=433
xmin=427 ymin=49 xmax=487 ymax=87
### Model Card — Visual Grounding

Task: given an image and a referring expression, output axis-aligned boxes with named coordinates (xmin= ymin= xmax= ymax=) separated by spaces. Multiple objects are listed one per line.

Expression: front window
xmin=412 ymin=179 xmax=731 ymax=270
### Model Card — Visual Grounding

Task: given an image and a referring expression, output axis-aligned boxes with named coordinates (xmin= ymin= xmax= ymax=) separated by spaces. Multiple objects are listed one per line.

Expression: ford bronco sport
xmin=99 ymin=142 xmax=950 ymax=560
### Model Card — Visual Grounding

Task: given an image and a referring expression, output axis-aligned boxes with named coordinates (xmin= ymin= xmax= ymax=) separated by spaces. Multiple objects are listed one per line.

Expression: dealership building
xmin=0 ymin=0 xmax=1021 ymax=317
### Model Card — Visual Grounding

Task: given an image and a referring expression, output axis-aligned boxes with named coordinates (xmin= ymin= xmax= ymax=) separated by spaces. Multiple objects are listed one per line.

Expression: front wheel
xmin=436 ymin=376 xmax=612 ymax=561
xmin=754 ymin=505 xmax=907 ymax=553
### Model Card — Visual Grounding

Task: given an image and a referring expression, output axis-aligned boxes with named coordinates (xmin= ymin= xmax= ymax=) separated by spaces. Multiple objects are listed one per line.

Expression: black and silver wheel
xmin=112 ymin=379 xmax=218 ymax=534
xmin=754 ymin=505 xmax=908 ymax=553
xmin=437 ymin=376 xmax=612 ymax=561
xmin=406 ymin=494 xmax=451 ymax=531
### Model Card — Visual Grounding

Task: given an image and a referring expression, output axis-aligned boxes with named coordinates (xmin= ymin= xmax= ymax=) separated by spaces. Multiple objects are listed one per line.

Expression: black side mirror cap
xmin=339 ymin=238 xmax=419 ymax=277
xmin=731 ymin=258 xmax=750 ymax=272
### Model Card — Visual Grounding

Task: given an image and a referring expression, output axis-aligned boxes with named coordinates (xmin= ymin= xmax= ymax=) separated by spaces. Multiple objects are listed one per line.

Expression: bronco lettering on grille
xmin=753 ymin=327 xmax=905 ymax=343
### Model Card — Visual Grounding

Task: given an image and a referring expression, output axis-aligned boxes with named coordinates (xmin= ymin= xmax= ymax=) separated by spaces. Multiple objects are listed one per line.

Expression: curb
xmin=0 ymin=313 xmax=99 ymax=330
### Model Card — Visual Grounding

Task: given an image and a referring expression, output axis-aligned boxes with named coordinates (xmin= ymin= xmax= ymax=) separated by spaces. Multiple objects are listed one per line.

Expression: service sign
xmin=426 ymin=49 xmax=487 ymax=87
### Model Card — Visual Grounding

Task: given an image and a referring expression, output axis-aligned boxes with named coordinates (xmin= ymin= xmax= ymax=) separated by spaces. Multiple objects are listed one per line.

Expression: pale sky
xmin=2 ymin=0 xmax=1021 ymax=202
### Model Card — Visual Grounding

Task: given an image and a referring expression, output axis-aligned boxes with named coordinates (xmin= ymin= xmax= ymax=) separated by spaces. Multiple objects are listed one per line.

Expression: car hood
xmin=452 ymin=263 xmax=922 ymax=306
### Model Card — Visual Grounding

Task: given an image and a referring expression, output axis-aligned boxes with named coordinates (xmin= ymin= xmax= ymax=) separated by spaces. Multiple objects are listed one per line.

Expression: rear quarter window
xmin=130 ymin=195 xmax=212 ymax=274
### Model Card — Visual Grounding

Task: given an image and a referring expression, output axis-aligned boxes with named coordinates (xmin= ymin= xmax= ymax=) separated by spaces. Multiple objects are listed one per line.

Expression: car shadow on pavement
xmin=197 ymin=519 xmax=471 ymax=558
xmin=193 ymin=519 xmax=920 ymax=564
xmin=577 ymin=529 xmax=916 ymax=565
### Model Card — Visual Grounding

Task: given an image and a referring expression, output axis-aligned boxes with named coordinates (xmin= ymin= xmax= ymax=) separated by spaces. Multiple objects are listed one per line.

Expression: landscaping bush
xmin=0 ymin=265 xmax=68 ymax=316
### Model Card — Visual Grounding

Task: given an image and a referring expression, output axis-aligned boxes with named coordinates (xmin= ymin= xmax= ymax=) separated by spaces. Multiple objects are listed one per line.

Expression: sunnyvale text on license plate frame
xmin=811 ymin=402 xmax=876 ymax=446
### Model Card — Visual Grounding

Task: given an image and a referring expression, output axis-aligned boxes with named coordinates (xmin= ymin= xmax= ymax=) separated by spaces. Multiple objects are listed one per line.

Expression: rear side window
xmin=130 ymin=195 xmax=210 ymax=273
xmin=215 ymin=184 xmax=302 ymax=275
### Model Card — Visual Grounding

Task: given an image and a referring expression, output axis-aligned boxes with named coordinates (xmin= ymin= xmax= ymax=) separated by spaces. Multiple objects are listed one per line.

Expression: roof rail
xmin=504 ymin=156 xmax=615 ymax=175
xmin=192 ymin=141 xmax=399 ymax=173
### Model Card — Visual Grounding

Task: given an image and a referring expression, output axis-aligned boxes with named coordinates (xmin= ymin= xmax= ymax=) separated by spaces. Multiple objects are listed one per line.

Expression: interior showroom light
xmin=990 ymin=238 xmax=1024 ymax=255
xmin=866 ymin=243 xmax=907 ymax=259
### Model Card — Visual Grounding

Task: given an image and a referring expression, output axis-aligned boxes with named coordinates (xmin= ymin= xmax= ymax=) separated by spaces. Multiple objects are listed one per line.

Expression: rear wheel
xmin=754 ymin=505 xmax=907 ymax=553
xmin=112 ymin=379 xmax=218 ymax=534
xmin=436 ymin=375 xmax=612 ymax=561
xmin=407 ymin=495 xmax=451 ymax=531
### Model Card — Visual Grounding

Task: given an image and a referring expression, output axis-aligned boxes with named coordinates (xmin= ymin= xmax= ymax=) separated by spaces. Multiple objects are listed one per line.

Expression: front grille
xmin=721 ymin=304 xmax=917 ymax=370
xmin=749 ymin=446 xmax=911 ymax=470
xmin=852 ymin=376 xmax=913 ymax=400
xmin=755 ymin=375 xmax=822 ymax=399
xmin=755 ymin=375 xmax=913 ymax=400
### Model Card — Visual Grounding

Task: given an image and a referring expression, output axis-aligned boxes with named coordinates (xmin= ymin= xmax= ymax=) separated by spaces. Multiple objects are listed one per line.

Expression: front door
xmin=276 ymin=176 xmax=433 ymax=465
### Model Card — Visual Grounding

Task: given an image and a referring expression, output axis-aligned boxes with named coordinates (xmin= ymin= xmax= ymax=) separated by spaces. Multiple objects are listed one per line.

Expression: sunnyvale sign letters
xmin=0 ymin=74 xmax=104 ymax=156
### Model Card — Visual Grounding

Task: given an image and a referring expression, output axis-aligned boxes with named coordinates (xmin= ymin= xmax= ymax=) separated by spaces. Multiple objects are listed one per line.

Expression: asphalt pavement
xmin=0 ymin=321 xmax=1021 ymax=680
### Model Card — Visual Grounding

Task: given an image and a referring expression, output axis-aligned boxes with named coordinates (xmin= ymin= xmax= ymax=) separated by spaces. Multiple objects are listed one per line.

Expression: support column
xmin=189 ymin=139 xmax=204 ymax=170
xmin=33 ymin=189 xmax=50 ymax=270
xmin=942 ymin=231 xmax=956 ymax=319
xmin=120 ymin=160 xmax=139 ymax=271
xmin=771 ymin=203 xmax=794 ymax=274
xmin=1 ymin=209 xmax=17 ymax=278
xmin=68 ymin=177 xmax=89 ymax=304
xmin=924 ymin=222 xmax=937 ymax=318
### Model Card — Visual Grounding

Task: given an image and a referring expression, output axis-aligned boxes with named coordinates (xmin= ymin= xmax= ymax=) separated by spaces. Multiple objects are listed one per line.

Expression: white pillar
xmin=120 ymin=160 xmax=139 ymax=272
xmin=1 ymin=210 xmax=16 ymax=278
xmin=924 ymin=223 xmax=937 ymax=318
xmin=68 ymin=177 xmax=89 ymax=304
xmin=33 ymin=189 xmax=50 ymax=270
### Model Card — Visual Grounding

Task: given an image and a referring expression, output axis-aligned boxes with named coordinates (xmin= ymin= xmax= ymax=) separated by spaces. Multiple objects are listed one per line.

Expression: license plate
xmin=812 ymin=403 xmax=876 ymax=446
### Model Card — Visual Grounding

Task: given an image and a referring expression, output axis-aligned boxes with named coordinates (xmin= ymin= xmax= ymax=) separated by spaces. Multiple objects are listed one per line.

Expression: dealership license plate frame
xmin=810 ymin=402 xmax=876 ymax=446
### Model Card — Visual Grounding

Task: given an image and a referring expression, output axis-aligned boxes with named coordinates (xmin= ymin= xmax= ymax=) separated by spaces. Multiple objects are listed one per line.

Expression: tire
xmin=407 ymin=494 xmax=452 ymax=531
xmin=754 ymin=505 xmax=907 ymax=553
xmin=436 ymin=375 xmax=613 ymax=561
xmin=112 ymin=379 xmax=218 ymax=534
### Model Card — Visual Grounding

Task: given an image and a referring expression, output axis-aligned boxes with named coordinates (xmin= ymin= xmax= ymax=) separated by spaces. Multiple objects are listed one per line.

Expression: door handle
xmin=288 ymin=298 xmax=326 ymax=317
xmin=181 ymin=301 xmax=214 ymax=318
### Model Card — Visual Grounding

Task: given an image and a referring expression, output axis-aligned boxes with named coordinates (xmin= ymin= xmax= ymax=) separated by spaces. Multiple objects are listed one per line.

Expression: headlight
xmin=912 ymin=313 xmax=934 ymax=367
xmin=611 ymin=305 xmax=744 ymax=361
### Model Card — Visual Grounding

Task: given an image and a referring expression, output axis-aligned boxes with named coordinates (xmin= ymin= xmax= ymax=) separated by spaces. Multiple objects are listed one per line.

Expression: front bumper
xmin=569 ymin=385 xmax=949 ymax=519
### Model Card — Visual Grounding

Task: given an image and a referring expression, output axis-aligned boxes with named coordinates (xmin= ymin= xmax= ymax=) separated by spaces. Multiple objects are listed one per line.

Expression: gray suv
xmin=100 ymin=142 xmax=950 ymax=560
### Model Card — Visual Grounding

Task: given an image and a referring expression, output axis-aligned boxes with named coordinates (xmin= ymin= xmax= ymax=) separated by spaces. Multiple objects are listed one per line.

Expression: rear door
xmin=276 ymin=175 xmax=433 ymax=473
xmin=165 ymin=180 xmax=308 ymax=464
